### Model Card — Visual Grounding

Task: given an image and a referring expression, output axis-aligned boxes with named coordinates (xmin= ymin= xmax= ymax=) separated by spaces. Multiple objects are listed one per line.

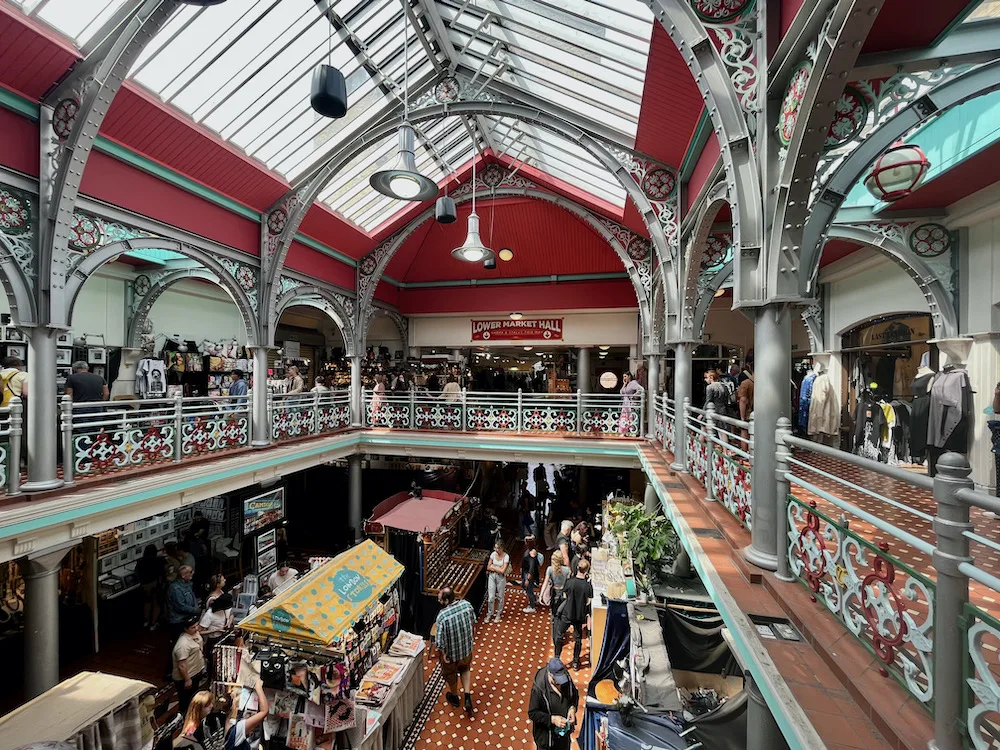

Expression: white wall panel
xmin=826 ymin=258 xmax=930 ymax=342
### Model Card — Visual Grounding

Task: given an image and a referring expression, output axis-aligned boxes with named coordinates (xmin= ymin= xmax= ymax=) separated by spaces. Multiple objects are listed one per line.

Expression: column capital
xmin=24 ymin=543 xmax=74 ymax=576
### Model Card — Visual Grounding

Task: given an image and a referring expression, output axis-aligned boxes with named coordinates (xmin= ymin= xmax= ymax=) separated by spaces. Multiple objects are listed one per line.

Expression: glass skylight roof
xmin=9 ymin=0 xmax=654 ymax=232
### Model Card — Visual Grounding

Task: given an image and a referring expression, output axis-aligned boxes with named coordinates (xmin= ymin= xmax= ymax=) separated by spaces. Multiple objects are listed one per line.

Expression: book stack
xmin=354 ymin=680 xmax=391 ymax=708
xmin=366 ymin=656 xmax=407 ymax=686
xmin=388 ymin=631 xmax=424 ymax=658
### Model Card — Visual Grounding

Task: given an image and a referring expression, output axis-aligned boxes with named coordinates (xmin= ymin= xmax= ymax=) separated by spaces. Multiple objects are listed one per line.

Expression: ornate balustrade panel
xmin=317 ymin=399 xmax=351 ymax=433
xmin=73 ymin=414 xmax=175 ymax=476
xmin=270 ymin=397 xmax=316 ymax=440
xmin=181 ymin=414 xmax=249 ymax=456
xmin=686 ymin=429 xmax=709 ymax=485
xmin=786 ymin=496 xmax=935 ymax=708
xmin=465 ymin=397 xmax=518 ymax=431
xmin=664 ymin=403 xmax=675 ymax=454
xmin=522 ymin=398 xmax=578 ymax=433
xmin=581 ymin=395 xmax=643 ymax=438
xmin=964 ymin=602 xmax=1000 ymax=750
xmin=712 ymin=447 xmax=752 ymax=529
xmin=654 ymin=402 xmax=665 ymax=445
xmin=413 ymin=400 xmax=463 ymax=431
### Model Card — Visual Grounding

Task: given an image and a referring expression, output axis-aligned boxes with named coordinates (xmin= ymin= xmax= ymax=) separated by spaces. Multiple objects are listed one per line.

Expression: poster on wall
xmin=470 ymin=318 xmax=563 ymax=341
xmin=257 ymin=528 xmax=276 ymax=554
xmin=244 ymin=487 xmax=285 ymax=535
xmin=257 ymin=546 xmax=277 ymax=573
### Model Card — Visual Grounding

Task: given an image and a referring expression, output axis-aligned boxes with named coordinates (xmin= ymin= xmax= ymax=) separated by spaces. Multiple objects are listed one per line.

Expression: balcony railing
xmin=61 ymin=394 xmax=252 ymax=482
xmin=363 ymin=389 xmax=644 ymax=438
xmin=683 ymin=401 xmax=754 ymax=529
xmin=269 ymin=391 xmax=351 ymax=441
xmin=653 ymin=393 xmax=675 ymax=453
xmin=775 ymin=424 xmax=997 ymax=750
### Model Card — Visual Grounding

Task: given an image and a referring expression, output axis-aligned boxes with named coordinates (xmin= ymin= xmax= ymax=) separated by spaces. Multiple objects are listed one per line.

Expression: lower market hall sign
xmin=471 ymin=318 xmax=564 ymax=341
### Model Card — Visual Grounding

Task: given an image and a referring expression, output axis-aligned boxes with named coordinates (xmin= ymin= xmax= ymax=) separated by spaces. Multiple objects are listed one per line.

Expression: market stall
xmin=0 ymin=671 xmax=158 ymax=749
xmin=219 ymin=540 xmax=424 ymax=750
xmin=365 ymin=490 xmax=487 ymax=634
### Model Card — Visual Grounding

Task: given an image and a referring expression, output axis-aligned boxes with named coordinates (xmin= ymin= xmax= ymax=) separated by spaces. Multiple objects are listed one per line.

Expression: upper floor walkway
xmin=2 ymin=389 xmax=995 ymax=749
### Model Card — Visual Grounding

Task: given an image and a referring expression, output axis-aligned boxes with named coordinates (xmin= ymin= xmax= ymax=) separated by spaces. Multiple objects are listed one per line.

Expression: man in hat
xmin=527 ymin=658 xmax=580 ymax=750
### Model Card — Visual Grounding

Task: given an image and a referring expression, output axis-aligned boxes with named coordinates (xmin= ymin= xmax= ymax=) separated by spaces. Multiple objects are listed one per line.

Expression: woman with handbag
xmin=542 ymin=550 xmax=571 ymax=615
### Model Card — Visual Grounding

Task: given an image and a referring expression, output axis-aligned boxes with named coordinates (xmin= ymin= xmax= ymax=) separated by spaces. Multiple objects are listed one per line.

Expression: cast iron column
xmin=350 ymin=356 xmax=362 ymax=427
xmin=643 ymin=480 xmax=658 ymax=514
xmin=646 ymin=355 xmax=660 ymax=439
xmin=746 ymin=304 xmax=791 ymax=571
xmin=22 ymin=327 xmax=62 ymax=491
xmin=349 ymin=453 xmax=363 ymax=543
xmin=451 ymin=349 xmax=462 ymax=362
xmin=930 ymin=452 xmax=973 ymax=750
xmin=251 ymin=346 xmax=271 ymax=447
xmin=24 ymin=546 xmax=71 ymax=698
xmin=577 ymin=347 xmax=591 ymax=393
xmin=671 ymin=343 xmax=692 ymax=472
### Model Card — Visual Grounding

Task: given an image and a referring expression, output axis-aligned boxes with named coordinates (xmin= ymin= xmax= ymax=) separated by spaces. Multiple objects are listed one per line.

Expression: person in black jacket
xmin=528 ymin=658 xmax=580 ymax=750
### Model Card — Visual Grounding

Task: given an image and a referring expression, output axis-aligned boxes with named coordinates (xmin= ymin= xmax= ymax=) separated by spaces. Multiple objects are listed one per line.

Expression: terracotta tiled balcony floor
xmin=789 ymin=451 xmax=1000 ymax=616
xmin=653 ymin=443 xmax=935 ymax=750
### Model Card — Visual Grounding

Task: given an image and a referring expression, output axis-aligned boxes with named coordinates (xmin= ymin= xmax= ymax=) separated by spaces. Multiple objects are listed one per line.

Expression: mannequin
xmin=110 ymin=347 xmax=142 ymax=399
xmin=807 ymin=355 xmax=839 ymax=446
xmin=909 ymin=351 xmax=935 ymax=467
xmin=927 ymin=355 xmax=972 ymax=475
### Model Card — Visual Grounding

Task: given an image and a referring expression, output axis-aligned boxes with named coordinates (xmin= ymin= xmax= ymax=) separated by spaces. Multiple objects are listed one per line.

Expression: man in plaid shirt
xmin=434 ymin=586 xmax=477 ymax=716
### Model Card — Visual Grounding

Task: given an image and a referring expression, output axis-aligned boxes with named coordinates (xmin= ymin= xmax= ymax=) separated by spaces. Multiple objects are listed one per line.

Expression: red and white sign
xmin=471 ymin=318 xmax=564 ymax=341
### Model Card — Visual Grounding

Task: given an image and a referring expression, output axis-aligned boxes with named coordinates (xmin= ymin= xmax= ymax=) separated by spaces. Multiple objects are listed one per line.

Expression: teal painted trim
xmin=637 ymin=450 xmax=812 ymax=750
xmin=679 ymin=108 xmax=711 ymax=179
xmin=291 ymin=232 xmax=357 ymax=268
xmin=93 ymin=136 xmax=260 ymax=221
xmin=0 ymin=433 xmax=362 ymax=539
xmin=931 ymin=0 xmax=985 ymax=46
xmin=0 ymin=86 xmax=39 ymax=120
xmin=360 ymin=433 xmax=639 ymax=457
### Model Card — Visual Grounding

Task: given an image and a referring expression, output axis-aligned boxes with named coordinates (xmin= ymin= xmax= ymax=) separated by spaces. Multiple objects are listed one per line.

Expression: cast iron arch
xmin=363 ymin=308 xmax=407 ymax=353
xmin=0 ymin=235 xmax=37 ymax=326
xmin=693 ymin=261 xmax=734 ymax=341
xmin=642 ymin=0 xmax=762 ymax=305
xmin=802 ymin=59 xmax=1000 ymax=294
xmin=126 ymin=267 xmax=223 ymax=348
xmin=264 ymin=101 xmax=680 ymax=335
xmin=353 ymin=187 xmax=655 ymax=353
xmin=273 ymin=285 xmax=355 ymax=356
xmin=682 ymin=181 xmax=730 ymax=339
xmin=65 ymin=238 xmax=259 ymax=346
xmin=826 ymin=224 xmax=958 ymax=339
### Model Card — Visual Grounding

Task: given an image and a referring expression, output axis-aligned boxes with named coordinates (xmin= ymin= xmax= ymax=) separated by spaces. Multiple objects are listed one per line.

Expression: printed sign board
xmin=471 ymin=318 xmax=564 ymax=341
xmin=244 ymin=487 xmax=285 ymax=535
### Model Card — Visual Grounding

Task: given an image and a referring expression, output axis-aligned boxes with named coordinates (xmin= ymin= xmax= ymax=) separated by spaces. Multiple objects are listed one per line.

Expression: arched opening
xmin=273 ymin=303 xmax=349 ymax=392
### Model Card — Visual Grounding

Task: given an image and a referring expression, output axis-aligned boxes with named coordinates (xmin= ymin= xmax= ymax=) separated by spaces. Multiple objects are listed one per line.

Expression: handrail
xmin=776 ymin=421 xmax=998 ymax=749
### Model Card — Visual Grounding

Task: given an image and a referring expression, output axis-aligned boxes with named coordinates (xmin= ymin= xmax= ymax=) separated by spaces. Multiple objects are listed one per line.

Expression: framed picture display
xmin=256 ymin=528 xmax=276 ymax=554
xmin=88 ymin=347 xmax=107 ymax=364
xmin=3 ymin=327 xmax=23 ymax=343
xmin=56 ymin=332 xmax=72 ymax=346
xmin=56 ymin=348 xmax=72 ymax=366
xmin=7 ymin=345 xmax=26 ymax=361
xmin=257 ymin=546 xmax=277 ymax=572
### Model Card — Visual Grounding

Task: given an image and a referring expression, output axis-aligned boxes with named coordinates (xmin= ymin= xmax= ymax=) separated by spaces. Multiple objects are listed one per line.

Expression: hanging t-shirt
xmin=137 ymin=359 xmax=167 ymax=398
xmin=798 ymin=372 xmax=817 ymax=433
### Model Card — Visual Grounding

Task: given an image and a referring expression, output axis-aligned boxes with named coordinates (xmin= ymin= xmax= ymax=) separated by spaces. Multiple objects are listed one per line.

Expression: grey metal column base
xmin=250 ymin=346 xmax=271 ymax=447
xmin=24 ymin=546 xmax=72 ymax=699
xmin=745 ymin=671 xmax=790 ymax=750
xmin=743 ymin=545 xmax=778 ymax=572
xmin=643 ymin=481 xmax=658 ymax=514
xmin=21 ymin=479 xmax=65 ymax=493
xmin=24 ymin=327 xmax=63 ymax=493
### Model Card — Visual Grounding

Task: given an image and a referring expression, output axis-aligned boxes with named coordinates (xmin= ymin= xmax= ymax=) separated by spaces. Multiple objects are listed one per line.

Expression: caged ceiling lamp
xmin=369 ymin=9 xmax=436 ymax=202
xmin=864 ymin=141 xmax=931 ymax=202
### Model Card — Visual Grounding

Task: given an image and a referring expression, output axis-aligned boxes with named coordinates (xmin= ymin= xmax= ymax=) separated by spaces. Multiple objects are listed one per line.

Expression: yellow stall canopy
xmin=240 ymin=539 xmax=404 ymax=646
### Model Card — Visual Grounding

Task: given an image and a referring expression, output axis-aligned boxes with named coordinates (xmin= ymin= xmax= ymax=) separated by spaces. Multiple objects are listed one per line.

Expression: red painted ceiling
xmin=397 ymin=279 xmax=638 ymax=315
xmin=862 ymin=0 xmax=973 ymax=53
xmin=385 ymin=196 xmax=626 ymax=283
xmin=819 ymin=238 xmax=862 ymax=267
xmin=634 ymin=22 xmax=705 ymax=168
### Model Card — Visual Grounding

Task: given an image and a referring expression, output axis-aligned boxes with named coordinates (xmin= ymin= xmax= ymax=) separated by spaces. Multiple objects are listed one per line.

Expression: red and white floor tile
xmin=411 ymin=588 xmax=591 ymax=750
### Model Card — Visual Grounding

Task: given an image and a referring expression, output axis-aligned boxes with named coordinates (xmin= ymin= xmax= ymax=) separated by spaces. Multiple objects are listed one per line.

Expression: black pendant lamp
xmin=310 ymin=1 xmax=347 ymax=119
xmin=435 ymin=194 xmax=457 ymax=223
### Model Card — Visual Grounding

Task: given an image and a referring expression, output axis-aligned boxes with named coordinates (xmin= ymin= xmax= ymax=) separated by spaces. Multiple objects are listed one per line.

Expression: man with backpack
xmin=1 ymin=357 xmax=27 ymax=469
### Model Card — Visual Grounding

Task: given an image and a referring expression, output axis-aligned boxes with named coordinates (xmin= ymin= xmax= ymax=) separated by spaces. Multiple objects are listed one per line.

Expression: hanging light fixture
xmin=864 ymin=141 xmax=931 ymax=202
xmin=370 ymin=11 xmax=437 ymax=202
xmin=498 ymin=248 xmax=514 ymax=261
xmin=310 ymin=1 xmax=347 ymax=119
xmin=451 ymin=155 xmax=495 ymax=263
xmin=509 ymin=312 xmax=523 ymax=320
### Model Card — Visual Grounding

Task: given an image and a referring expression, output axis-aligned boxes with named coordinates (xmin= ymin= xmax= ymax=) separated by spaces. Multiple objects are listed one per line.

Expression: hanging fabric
xmin=807 ymin=372 xmax=839 ymax=440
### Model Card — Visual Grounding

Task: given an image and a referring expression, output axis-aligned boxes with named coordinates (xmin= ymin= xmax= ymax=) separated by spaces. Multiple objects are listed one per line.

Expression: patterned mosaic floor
xmin=412 ymin=587 xmax=592 ymax=750
xmin=789 ymin=451 xmax=1000 ymax=615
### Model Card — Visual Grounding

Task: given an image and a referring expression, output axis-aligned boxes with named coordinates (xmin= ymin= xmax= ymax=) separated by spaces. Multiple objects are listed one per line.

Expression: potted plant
xmin=609 ymin=503 xmax=680 ymax=595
